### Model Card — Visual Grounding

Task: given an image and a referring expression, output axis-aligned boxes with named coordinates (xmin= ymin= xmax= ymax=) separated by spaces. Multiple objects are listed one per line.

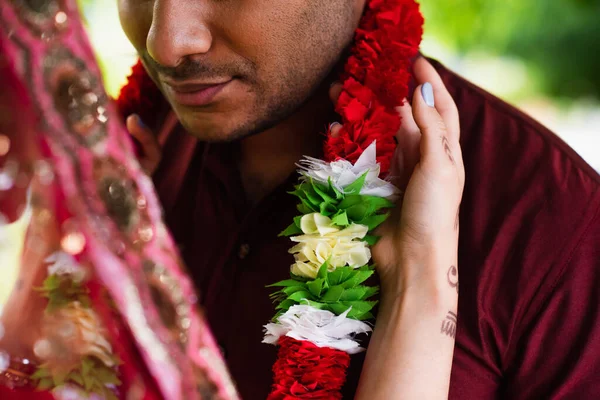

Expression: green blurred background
xmin=0 ymin=0 xmax=599 ymax=306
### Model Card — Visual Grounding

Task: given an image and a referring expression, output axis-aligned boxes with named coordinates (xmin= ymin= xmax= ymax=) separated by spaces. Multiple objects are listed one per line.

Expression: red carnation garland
xmin=324 ymin=0 xmax=423 ymax=176
xmin=268 ymin=337 xmax=351 ymax=400
xmin=115 ymin=1 xmax=423 ymax=398
xmin=269 ymin=0 xmax=423 ymax=397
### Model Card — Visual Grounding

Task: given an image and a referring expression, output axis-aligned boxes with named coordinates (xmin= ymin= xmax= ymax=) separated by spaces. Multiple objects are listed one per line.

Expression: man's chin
xmin=175 ymin=109 xmax=256 ymax=143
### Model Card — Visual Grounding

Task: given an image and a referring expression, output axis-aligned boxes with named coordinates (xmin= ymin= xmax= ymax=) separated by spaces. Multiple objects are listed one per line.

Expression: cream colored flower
xmin=289 ymin=213 xmax=371 ymax=278
xmin=34 ymin=301 xmax=115 ymax=374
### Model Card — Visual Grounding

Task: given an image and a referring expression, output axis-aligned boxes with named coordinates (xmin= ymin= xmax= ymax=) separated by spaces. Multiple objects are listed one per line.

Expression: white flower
xmin=45 ymin=251 xmax=87 ymax=283
xmin=289 ymin=214 xmax=371 ymax=279
xmin=263 ymin=305 xmax=371 ymax=354
xmin=298 ymin=141 xmax=400 ymax=201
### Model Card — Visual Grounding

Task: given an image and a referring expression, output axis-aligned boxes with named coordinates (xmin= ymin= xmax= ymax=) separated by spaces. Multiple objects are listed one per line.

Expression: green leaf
xmin=82 ymin=372 xmax=94 ymax=391
xmin=337 ymin=194 xmax=363 ymax=209
xmin=275 ymin=299 xmax=297 ymax=311
xmin=340 ymin=287 xmax=368 ymax=301
xmin=328 ymin=302 xmax=352 ymax=315
xmin=326 ymin=268 xmax=344 ymax=286
xmin=344 ymin=171 xmax=369 ymax=194
xmin=341 ymin=270 xmax=375 ymax=288
xmin=282 ymin=286 xmax=307 ymax=296
xmin=267 ymin=279 xmax=304 ymax=288
xmin=37 ymin=377 xmax=54 ymax=390
xmin=279 ymin=221 xmax=302 ymax=237
xmin=288 ymin=291 xmax=313 ymax=302
xmin=359 ymin=213 xmax=390 ymax=231
xmin=297 ymin=202 xmax=313 ymax=214
xmin=303 ymin=300 xmax=327 ymax=309
xmin=31 ymin=367 xmax=51 ymax=380
xmin=362 ymin=195 xmax=395 ymax=211
xmin=312 ymin=181 xmax=335 ymax=203
xmin=96 ymin=365 xmax=121 ymax=385
xmin=321 ymin=286 xmax=344 ymax=302
xmin=328 ymin=178 xmax=344 ymax=200
xmin=298 ymin=197 xmax=317 ymax=213
xmin=43 ymin=274 xmax=60 ymax=291
xmin=331 ymin=211 xmax=349 ymax=227
xmin=364 ymin=234 xmax=380 ymax=246
xmin=304 ymin=187 xmax=322 ymax=207
xmin=319 ymin=201 xmax=337 ymax=216
xmin=307 ymin=278 xmax=325 ymax=297
xmin=343 ymin=300 xmax=378 ymax=320
xmin=81 ymin=357 xmax=94 ymax=377
xmin=67 ymin=371 xmax=84 ymax=386
xmin=317 ymin=262 xmax=329 ymax=280
xmin=52 ymin=369 xmax=69 ymax=387
xmin=345 ymin=203 xmax=369 ymax=221
xmin=363 ymin=286 xmax=379 ymax=299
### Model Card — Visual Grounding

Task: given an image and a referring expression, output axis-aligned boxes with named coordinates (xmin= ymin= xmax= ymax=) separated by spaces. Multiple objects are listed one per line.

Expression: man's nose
xmin=146 ymin=0 xmax=213 ymax=68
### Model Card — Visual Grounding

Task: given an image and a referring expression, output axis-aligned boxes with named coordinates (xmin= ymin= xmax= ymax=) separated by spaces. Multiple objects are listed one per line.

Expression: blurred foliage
xmin=420 ymin=0 xmax=600 ymax=99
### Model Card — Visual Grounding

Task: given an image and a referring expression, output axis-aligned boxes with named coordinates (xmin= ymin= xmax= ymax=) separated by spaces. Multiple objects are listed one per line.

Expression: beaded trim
xmin=0 ymin=356 xmax=37 ymax=389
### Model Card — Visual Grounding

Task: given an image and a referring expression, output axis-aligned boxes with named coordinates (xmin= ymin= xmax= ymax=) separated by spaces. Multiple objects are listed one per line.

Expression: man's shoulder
xmin=430 ymin=57 xmax=599 ymax=190
xmin=431 ymin=57 xmax=600 ymax=286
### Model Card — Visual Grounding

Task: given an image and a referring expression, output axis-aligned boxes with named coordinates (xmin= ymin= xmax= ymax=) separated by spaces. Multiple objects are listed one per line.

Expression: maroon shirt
xmin=153 ymin=59 xmax=600 ymax=399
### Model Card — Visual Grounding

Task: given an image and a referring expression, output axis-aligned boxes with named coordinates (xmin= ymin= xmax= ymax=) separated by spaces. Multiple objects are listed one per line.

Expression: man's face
xmin=118 ymin=0 xmax=365 ymax=141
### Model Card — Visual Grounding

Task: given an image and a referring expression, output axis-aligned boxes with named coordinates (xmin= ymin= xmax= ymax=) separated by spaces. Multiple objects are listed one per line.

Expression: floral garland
xmin=263 ymin=1 xmax=423 ymax=397
xmin=116 ymin=0 xmax=423 ymax=398
xmin=32 ymin=252 xmax=121 ymax=399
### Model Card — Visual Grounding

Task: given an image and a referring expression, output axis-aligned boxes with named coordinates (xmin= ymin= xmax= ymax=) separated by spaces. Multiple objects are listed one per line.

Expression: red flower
xmin=268 ymin=337 xmax=351 ymax=400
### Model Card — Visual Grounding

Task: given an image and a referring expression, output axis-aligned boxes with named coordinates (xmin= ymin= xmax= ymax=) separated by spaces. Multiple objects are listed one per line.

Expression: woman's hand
xmin=375 ymin=57 xmax=464 ymax=297
xmin=333 ymin=57 xmax=464 ymax=399
xmin=329 ymin=57 xmax=464 ymax=297
xmin=126 ymin=114 xmax=162 ymax=176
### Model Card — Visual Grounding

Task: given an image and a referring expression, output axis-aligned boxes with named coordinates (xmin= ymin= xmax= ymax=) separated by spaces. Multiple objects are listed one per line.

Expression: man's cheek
xmin=117 ymin=1 xmax=152 ymax=52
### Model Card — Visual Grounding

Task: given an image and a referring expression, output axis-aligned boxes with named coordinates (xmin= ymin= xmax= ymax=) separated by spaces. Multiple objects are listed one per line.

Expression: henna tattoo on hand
xmin=447 ymin=265 xmax=459 ymax=293
xmin=441 ymin=136 xmax=455 ymax=164
xmin=441 ymin=311 xmax=457 ymax=338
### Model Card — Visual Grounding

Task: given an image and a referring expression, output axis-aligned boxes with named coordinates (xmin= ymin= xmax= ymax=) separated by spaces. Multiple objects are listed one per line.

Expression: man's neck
xmin=239 ymin=85 xmax=334 ymax=204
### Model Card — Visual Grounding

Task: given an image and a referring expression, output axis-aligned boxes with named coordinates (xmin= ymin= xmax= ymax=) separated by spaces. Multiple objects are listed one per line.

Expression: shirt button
xmin=238 ymin=243 xmax=250 ymax=260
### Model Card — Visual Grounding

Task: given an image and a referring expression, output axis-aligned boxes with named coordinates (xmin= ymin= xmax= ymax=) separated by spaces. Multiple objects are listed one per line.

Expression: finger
xmin=127 ymin=114 xmax=161 ymax=161
xmin=329 ymin=82 xmax=342 ymax=104
xmin=413 ymin=57 xmax=460 ymax=143
xmin=412 ymin=83 xmax=455 ymax=168
xmin=329 ymin=122 xmax=342 ymax=138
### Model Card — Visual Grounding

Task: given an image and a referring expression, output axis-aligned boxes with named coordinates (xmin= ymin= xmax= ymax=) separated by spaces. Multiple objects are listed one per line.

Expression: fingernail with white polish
xmin=329 ymin=122 xmax=341 ymax=130
xmin=421 ymin=82 xmax=435 ymax=107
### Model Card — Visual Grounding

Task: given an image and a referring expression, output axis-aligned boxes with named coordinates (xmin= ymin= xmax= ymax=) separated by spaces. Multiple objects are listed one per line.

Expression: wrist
xmin=379 ymin=249 xmax=458 ymax=307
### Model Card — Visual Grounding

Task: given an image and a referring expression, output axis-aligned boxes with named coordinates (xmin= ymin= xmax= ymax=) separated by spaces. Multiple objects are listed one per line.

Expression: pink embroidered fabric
xmin=0 ymin=0 xmax=238 ymax=399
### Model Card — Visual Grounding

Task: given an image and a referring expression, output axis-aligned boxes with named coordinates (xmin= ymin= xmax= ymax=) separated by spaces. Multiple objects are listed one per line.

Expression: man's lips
xmin=163 ymin=79 xmax=233 ymax=107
